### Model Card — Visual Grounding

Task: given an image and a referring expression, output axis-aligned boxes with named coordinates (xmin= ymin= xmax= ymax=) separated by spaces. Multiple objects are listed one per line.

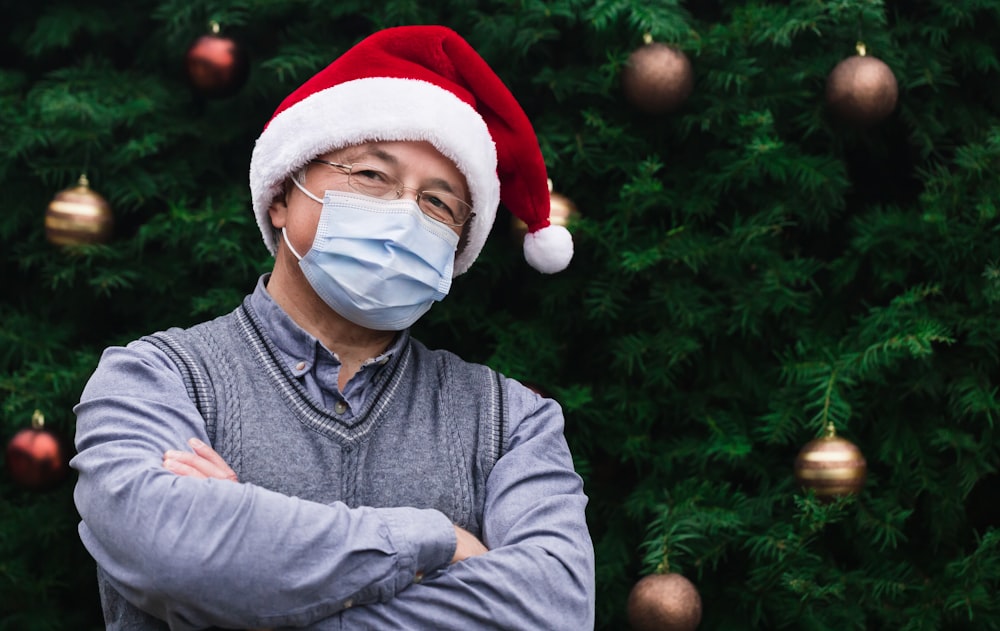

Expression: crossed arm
xmin=163 ymin=438 xmax=489 ymax=565
xmin=74 ymin=342 xmax=595 ymax=629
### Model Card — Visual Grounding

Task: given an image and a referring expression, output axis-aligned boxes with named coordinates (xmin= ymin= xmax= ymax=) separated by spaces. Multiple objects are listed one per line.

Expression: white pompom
xmin=523 ymin=224 xmax=574 ymax=273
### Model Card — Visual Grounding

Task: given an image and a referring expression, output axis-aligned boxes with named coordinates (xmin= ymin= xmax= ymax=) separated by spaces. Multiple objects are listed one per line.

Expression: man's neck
xmin=266 ymin=256 xmax=396 ymax=390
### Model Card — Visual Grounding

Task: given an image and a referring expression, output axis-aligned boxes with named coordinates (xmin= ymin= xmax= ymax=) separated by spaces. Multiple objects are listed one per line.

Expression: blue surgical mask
xmin=283 ymin=184 xmax=460 ymax=331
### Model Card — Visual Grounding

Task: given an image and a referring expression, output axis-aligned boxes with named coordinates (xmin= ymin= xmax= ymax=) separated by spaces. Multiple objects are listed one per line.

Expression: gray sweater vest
xmin=97 ymin=298 xmax=508 ymax=629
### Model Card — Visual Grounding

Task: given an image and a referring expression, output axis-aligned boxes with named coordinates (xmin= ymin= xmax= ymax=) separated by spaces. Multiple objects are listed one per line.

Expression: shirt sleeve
xmin=338 ymin=377 xmax=596 ymax=630
xmin=71 ymin=341 xmax=456 ymax=630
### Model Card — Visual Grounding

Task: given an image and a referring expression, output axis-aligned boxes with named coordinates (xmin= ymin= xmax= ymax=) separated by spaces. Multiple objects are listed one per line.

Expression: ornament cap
xmin=31 ymin=409 xmax=45 ymax=430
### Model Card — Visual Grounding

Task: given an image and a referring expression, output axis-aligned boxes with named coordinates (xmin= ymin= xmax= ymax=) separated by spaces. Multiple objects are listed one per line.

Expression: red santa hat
xmin=249 ymin=25 xmax=573 ymax=275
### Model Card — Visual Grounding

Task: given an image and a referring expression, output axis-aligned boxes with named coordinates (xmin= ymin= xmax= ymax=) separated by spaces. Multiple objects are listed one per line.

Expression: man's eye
xmin=423 ymin=194 xmax=450 ymax=210
xmin=354 ymin=168 xmax=388 ymax=182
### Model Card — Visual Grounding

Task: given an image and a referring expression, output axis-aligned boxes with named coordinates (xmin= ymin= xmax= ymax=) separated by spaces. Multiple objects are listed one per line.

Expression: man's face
xmin=271 ymin=140 xmax=471 ymax=260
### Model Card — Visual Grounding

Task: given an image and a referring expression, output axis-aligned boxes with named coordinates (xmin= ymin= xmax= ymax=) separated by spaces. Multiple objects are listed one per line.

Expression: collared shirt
xmin=72 ymin=276 xmax=595 ymax=630
xmin=249 ymin=275 xmax=403 ymax=415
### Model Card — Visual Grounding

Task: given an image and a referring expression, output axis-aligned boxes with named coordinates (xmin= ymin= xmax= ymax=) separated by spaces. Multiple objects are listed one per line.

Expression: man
xmin=72 ymin=24 xmax=594 ymax=630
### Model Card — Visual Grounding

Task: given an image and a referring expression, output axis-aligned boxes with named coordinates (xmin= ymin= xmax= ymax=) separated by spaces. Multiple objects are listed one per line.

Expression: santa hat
xmin=249 ymin=25 xmax=573 ymax=275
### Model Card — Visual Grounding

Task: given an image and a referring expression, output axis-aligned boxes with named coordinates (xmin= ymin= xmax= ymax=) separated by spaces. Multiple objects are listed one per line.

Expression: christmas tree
xmin=2 ymin=0 xmax=999 ymax=628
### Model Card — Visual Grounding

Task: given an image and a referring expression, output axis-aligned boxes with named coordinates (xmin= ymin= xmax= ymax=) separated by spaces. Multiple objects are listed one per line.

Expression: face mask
xmin=282 ymin=183 xmax=460 ymax=331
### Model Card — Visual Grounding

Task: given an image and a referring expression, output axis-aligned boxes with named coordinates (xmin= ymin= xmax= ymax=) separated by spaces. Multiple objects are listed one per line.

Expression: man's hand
xmin=451 ymin=525 xmax=488 ymax=563
xmin=163 ymin=438 xmax=238 ymax=482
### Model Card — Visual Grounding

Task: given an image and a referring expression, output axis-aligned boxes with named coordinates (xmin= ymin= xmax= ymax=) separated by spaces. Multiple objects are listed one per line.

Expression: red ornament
xmin=5 ymin=411 xmax=68 ymax=491
xmin=184 ymin=22 xmax=249 ymax=98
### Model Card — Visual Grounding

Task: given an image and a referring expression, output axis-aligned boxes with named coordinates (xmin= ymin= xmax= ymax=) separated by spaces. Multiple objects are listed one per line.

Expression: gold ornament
xmin=510 ymin=179 xmax=579 ymax=242
xmin=627 ymin=573 xmax=703 ymax=631
xmin=794 ymin=423 xmax=867 ymax=497
xmin=825 ymin=42 xmax=898 ymax=126
xmin=45 ymin=174 xmax=114 ymax=246
xmin=621 ymin=35 xmax=693 ymax=114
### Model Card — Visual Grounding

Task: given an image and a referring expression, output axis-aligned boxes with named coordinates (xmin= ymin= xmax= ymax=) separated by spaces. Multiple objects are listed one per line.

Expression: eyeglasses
xmin=309 ymin=160 xmax=474 ymax=227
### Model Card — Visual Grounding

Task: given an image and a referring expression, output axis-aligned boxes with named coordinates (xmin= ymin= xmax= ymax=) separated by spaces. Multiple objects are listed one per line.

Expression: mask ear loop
xmin=281 ymin=228 xmax=305 ymax=261
xmin=291 ymin=176 xmax=325 ymax=204
xmin=281 ymin=171 xmax=323 ymax=261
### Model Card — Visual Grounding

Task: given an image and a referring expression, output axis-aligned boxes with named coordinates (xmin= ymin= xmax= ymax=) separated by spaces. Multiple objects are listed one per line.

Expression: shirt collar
xmin=249 ymin=274 xmax=407 ymax=374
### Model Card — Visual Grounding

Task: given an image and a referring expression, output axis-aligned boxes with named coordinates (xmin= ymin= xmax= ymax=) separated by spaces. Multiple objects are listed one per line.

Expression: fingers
xmin=162 ymin=439 xmax=238 ymax=482
xmin=162 ymin=456 xmax=208 ymax=479
xmin=188 ymin=438 xmax=238 ymax=482
xmin=451 ymin=525 xmax=489 ymax=563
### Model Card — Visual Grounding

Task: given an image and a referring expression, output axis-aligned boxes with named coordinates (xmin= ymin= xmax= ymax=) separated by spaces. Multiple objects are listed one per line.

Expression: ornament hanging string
xmin=83 ymin=143 xmax=90 ymax=185
xmin=856 ymin=10 xmax=865 ymax=52
xmin=655 ymin=539 xmax=670 ymax=575
xmin=819 ymin=365 xmax=839 ymax=435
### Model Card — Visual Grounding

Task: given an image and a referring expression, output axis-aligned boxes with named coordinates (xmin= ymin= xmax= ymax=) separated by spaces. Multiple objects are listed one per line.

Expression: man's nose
xmin=396 ymin=185 xmax=421 ymax=202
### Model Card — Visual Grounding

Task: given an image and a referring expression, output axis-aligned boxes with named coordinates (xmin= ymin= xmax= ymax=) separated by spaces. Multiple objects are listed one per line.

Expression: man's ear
xmin=268 ymin=182 xmax=292 ymax=230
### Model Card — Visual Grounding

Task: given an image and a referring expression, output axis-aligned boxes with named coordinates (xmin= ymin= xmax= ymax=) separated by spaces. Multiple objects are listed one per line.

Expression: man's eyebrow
xmin=343 ymin=145 xmax=397 ymax=165
xmin=425 ymin=177 xmax=458 ymax=195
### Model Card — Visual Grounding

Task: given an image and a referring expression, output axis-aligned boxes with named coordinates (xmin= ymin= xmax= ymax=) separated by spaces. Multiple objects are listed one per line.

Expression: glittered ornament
xmin=184 ymin=22 xmax=249 ymax=98
xmin=825 ymin=43 xmax=898 ymax=126
xmin=5 ymin=410 xmax=68 ymax=491
xmin=511 ymin=179 xmax=579 ymax=242
xmin=45 ymin=174 xmax=114 ymax=246
xmin=621 ymin=35 xmax=693 ymax=114
xmin=627 ymin=573 xmax=703 ymax=631
xmin=794 ymin=423 xmax=867 ymax=497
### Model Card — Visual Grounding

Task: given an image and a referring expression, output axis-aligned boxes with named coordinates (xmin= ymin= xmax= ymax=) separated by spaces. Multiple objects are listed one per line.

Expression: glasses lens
xmin=418 ymin=192 xmax=472 ymax=226
xmin=344 ymin=163 xmax=472 ymax=226
xmin=347 ymin=164 xmax=399 ymax=198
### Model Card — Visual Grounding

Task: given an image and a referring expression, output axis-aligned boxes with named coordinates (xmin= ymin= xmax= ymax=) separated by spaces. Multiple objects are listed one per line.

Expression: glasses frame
xmin=309 ymin=159 xmax=475 ymax=228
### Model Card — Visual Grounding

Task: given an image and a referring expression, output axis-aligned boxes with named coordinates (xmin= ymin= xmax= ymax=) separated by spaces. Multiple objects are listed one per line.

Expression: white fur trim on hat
xmin=523 ymin=224 xmax=573 ymax=274
xmin=249 ymin=77 xmax=500 ymax=276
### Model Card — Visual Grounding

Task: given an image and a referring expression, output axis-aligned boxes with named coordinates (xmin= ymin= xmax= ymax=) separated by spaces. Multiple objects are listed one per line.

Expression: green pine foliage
xmin=3 ymin=0 xmax=1000 ymax=628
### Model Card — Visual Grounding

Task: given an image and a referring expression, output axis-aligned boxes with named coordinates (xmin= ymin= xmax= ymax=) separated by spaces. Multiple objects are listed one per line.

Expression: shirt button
xmin=343 ymin=598 xmax=354 ymax=609
xmin=295 ymin=361 xmax=306 ymax=371
xmin=413 ymin=572 xmax=424 ymax=584
xmin=334 ymin=401 xmax=347 ymax=414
